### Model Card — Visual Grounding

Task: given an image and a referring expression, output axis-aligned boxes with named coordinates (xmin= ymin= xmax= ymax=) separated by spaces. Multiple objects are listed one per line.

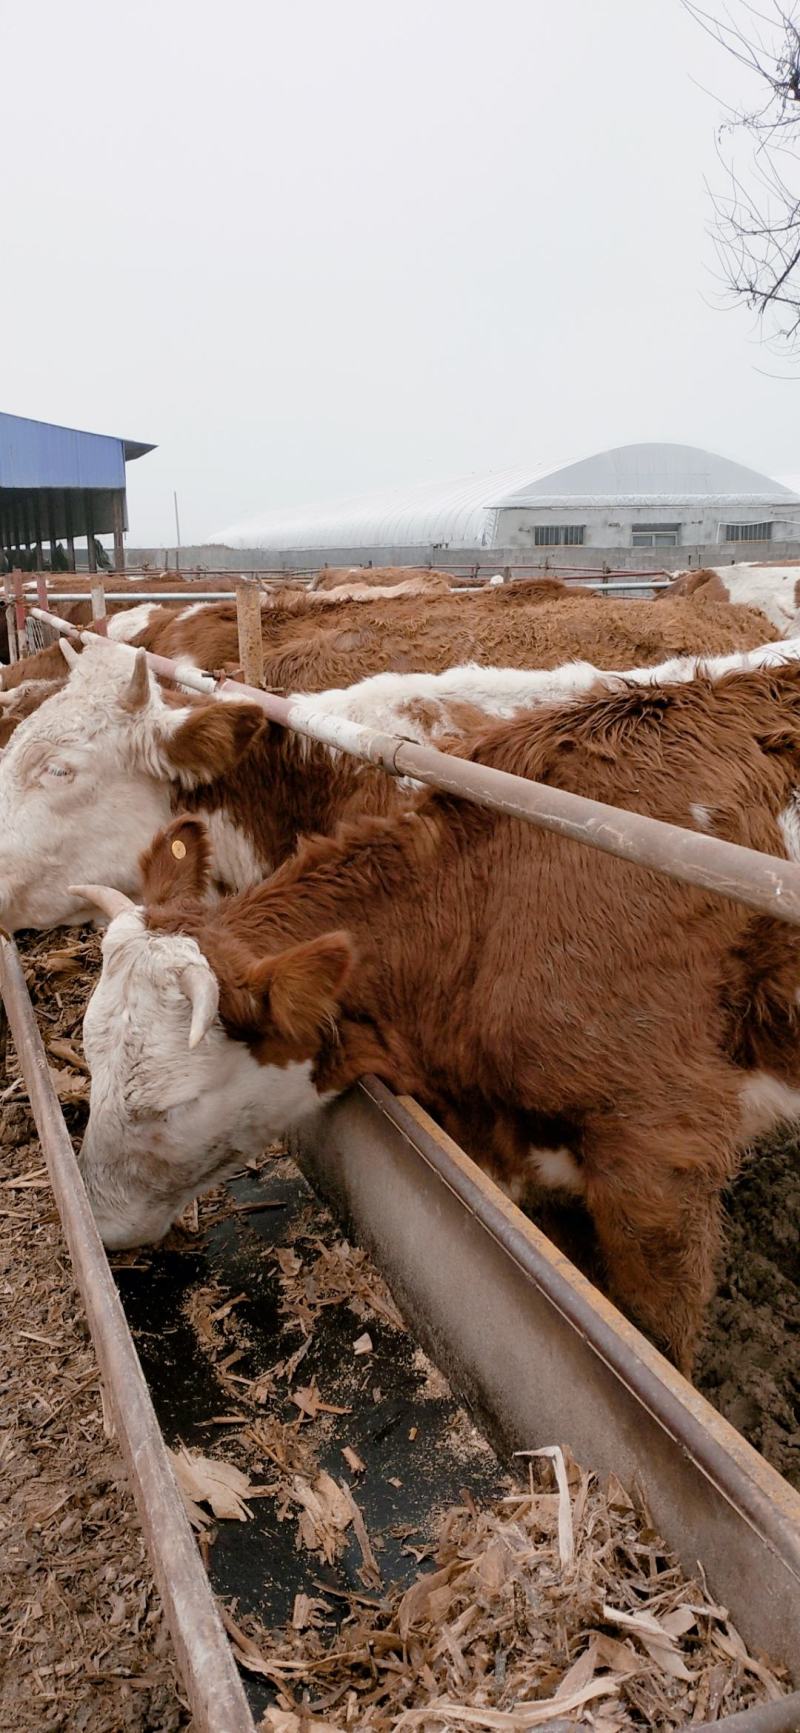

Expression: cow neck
xmin=150 ymin=807 xmax=448 ymax=1098
xmin=171 ymin=726 xmax=403 ymax=885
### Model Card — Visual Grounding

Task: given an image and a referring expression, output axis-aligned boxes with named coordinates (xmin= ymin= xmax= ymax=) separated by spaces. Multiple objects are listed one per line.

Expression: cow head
xmin=76 ymin=815 xmax=354 ymax=1246
xmin=0 ymin=640 xmax=266 ymax=931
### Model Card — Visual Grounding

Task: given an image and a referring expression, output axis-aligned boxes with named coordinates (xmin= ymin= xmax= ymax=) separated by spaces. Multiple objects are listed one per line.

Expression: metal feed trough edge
xmin=0 ymin=941 xmax=257 ymax=1733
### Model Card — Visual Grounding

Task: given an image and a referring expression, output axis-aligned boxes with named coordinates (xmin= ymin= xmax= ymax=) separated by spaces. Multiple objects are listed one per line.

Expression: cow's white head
xmin=76 ymin=816 xmax=354 ymax=1246
xmin=0 ymin=640 xmax=266 ymax=931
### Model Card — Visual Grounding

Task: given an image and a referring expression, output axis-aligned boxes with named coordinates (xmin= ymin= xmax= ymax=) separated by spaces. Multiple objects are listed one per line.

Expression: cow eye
xmin=44 ymin=763 xmax=73 ymax=780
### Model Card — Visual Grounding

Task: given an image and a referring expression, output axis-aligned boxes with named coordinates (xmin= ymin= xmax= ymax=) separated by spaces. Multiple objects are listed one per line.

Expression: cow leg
xmin=582 ymin=1113 xmax=736 ymax=1377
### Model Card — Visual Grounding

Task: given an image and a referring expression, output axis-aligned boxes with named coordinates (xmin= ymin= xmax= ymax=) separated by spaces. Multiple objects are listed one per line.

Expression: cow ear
xmin=248 ymin=932 xmax=354 ymax=1047
xmin=165 ymin=702 xmax=267 ymax=785
xmin=139 ymin=815 xmax=212 ymax=905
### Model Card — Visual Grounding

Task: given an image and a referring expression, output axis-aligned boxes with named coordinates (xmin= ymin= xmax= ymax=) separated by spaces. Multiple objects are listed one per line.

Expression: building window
xmin=533 ymin=525 xmax=585 ymax=546
xmin=720 ymin=522 xmax=773 ymax=543
xmin=631 ymin=524 xmax=681 ymax=549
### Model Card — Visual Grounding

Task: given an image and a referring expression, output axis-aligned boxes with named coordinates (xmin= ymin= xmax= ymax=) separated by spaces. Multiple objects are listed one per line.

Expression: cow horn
xmin=180 ymin=962 xmax=218 ymax=1049
xmin=120 ymin=647 xmax=150 ymax=711
xmin=68 ymin=884 xmax=138 ymax=922
xmin=59 ymin=637 xmax=81 ymax=669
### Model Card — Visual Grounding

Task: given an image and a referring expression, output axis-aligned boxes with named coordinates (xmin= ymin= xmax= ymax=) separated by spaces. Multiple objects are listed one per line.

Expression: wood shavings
xmin=251 ymin=1451 xmax=790 ymax=1730
xmin=1 ymin=925 xmax=188 ymax=1732
xmin=168 ymin=1443 xmax=256 ymax=1527
xmin=272 ymin=1233 xmax=406 ymax=1343
xmin=353 ymin=1330 xmax=373 ymax=1355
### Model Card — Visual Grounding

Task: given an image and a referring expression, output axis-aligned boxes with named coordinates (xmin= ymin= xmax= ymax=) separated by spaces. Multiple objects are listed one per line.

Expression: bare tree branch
xmin=684 ymin=1 xmax=800 ymax=347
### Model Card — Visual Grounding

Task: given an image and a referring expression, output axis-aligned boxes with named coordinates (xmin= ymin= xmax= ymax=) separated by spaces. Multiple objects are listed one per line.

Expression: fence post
xmin=3 ymin=575 xmax=17 ymax=663
xmin=12 ymin=569 xmax=26 ymax=658
xmin=235 ymin=577 xmax=264 ymax=688
xmin=90 ymin=581 xmax=108 ymax=636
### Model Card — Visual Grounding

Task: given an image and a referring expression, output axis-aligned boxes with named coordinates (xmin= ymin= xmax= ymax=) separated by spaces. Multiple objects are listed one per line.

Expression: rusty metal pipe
xmin=0 ymin=936 xmax=256 ymax=1733
xmin=685 ymin=1691 xmax=800 ymax=1732
xmin=28 ymin=605 xmax=800 ymax=930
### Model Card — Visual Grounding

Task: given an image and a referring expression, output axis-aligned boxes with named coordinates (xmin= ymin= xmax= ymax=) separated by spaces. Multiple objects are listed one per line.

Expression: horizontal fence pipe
xmin=27 ymin=591 xmax=242 ymax=603
xmin=32 ymin=608 xmax=800 ymax=929
xmin=0 ymin=937 xmax=255 ymax=1732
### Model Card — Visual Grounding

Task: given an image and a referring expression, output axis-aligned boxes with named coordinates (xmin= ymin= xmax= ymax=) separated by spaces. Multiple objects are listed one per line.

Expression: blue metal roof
xmin=0 ymin=411 xmax=155 ymax=491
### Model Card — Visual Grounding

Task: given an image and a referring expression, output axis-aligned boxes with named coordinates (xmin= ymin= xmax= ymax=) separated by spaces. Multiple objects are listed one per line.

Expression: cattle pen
xmin=3 ymin=587 xmax=800 ymax=1731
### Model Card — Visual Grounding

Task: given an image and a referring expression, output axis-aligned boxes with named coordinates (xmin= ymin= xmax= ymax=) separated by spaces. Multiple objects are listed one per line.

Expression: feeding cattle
xmin=665 ymin=564 xmax=800 ymax=636
xmin=75 ymin=661 xmax=800 ymax=1372
xmin=3 ymin=634 xmax=800 ymax=932
xmin=0 ymin=579 xmax=776 ymax=694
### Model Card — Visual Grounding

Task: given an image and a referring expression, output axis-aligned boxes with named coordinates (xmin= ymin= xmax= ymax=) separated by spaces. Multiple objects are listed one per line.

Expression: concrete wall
xmin=125 ymin=540 xmax=800 ymax=576
xmin=495 ymin=503 xmax=800 ymax=552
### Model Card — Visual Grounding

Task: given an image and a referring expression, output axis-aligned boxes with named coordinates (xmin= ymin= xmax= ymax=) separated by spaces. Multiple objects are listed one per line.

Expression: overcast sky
xmin=3 ymin=0 xmax=797 ymax=545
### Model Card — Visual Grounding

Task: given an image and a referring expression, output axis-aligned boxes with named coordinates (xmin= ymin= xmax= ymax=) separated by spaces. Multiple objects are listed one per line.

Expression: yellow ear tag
xmin=171 ymin=838 xmax=187 ymax=860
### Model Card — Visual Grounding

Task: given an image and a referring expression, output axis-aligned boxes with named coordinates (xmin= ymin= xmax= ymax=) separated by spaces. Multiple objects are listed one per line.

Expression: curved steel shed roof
xmin=210 ymin=444 xmax=799 ymax=552
xmin=209 ymin=464 xmax=548 ymax=551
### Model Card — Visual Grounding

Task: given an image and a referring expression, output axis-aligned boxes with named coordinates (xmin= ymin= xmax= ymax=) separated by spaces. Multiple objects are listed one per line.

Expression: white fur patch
xmin=739 ymin=1070 xmax=800 ymax=1141
xmin=710 ymin=566 xmax=800 ymax=636
xmin=778 ymin=798 xmax=800 ymax=862
xmin=288 ymin=640 xmax=800 ymax=757
xmin=177 ymin=602 xmax=215 ymax=622
xmin=107 ymin=603 xmax=159 ymax=643
xmin=204 ymin=808 xmax=269 ymax=889
xmin=689 ymin=803 xmax=714 ymax=832
xmin=528 ymin=1144 xmax=585 ymax=1194
xmin=0 ymin=641 xmax=192 ymax=930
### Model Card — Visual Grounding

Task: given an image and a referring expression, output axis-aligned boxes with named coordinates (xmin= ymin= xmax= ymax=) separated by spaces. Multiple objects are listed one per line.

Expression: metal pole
xmin=29 ymin=606 xmax=800 ymax=931
xmin=4 ymin=575 xmax=17 ymax=662
xmin=112 ymin=491 xmax=126 ymax=574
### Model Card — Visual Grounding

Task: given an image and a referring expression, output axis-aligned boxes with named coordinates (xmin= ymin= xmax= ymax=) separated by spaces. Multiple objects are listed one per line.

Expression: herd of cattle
xmin=3 ymin=562 xmax=800 ymax=1379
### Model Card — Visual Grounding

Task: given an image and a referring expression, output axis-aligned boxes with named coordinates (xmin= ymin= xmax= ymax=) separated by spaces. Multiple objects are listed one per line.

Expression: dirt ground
xmin=1 ymin=925 xmax=798 ymax=1729
xmin=697 ymin=1128 xmax=800 ymax=1488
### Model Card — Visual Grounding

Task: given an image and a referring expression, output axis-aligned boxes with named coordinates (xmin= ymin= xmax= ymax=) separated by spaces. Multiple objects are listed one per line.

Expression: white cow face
xmin=77 ymin=860 xmax=352 ymax=1247
xmin=0 ymin=641 xmax=265 ymax=932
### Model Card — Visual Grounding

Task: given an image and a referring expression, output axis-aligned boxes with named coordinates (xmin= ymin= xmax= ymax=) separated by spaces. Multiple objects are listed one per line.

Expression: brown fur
xmin=0 ymin=679 xmax=64 ymax=746
xmin=132 ymin=589 xmax=775 ymax=682
xmin=309 ymin=565 xmax=452 ymax=592
xmin=140 ymin=663 xmax=800 ymax=1372
xmin=3 ymin=584 xmax=775 ymax=694
xmin=659 ymin=568 xmax=730 ymax=604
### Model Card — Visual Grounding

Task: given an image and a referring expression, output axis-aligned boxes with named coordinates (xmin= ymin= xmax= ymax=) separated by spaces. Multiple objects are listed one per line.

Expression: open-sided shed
xmin=0 ymin=410 xmax=155 ymax=572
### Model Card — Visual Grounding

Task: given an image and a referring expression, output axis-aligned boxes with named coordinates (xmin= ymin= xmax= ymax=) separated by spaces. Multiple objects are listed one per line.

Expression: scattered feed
xmin=1 ymin=926 xmax=798 ymax=1730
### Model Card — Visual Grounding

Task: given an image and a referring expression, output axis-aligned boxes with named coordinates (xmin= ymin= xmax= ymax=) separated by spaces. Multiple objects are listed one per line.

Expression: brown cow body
xmin=77 ymin=663 xmax=800 ymax=1369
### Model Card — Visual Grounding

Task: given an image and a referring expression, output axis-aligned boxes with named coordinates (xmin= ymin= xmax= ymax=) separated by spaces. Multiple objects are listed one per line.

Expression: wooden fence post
xmin=90 ymin=582 xmax=108 ymax=636
xmin=235 ymin=577 xmax=264 ymax=688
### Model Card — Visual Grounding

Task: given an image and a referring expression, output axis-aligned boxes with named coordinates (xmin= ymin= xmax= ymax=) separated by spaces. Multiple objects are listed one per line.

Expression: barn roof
xmin=0 ymin=411 xmax=154 ymax=491
xmin=0 ymin=411 xmax=156 ymax=546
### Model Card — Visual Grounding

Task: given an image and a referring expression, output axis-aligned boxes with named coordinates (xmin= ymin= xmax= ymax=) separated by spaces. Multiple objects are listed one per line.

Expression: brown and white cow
xmin=75 ymin=663 xmax=800 ymax=1370
xmin=2 ymin=635 xmax=799 ymax=932
xmin=666 ymin=564 xmax=800 ymax=636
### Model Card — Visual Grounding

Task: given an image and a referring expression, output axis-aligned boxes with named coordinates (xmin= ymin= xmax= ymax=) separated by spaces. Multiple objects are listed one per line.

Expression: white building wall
xmin=495 ymin=503 xmax=800 ymax=551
